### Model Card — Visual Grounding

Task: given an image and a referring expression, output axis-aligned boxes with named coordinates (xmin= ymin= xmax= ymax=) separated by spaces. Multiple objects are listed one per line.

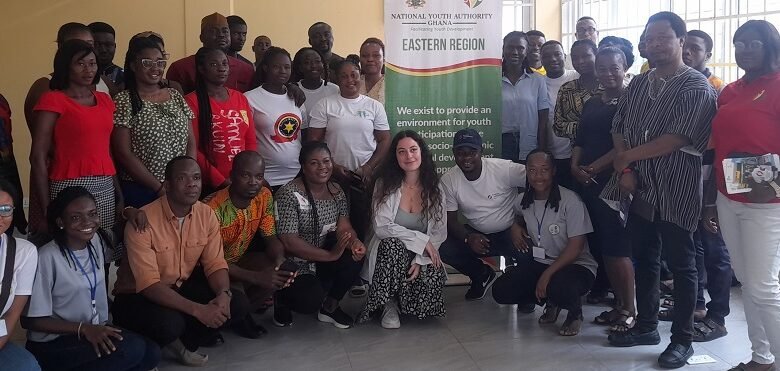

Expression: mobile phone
xmin=279 ymin=260 xmax=299 ymax=273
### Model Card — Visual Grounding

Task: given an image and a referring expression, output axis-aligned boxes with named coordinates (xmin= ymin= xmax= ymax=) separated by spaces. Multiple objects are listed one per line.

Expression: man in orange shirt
xmin=684 ymin=30 xmax=725 ymax=93
xmin=112 ymin=156 xmax=248 ymax=367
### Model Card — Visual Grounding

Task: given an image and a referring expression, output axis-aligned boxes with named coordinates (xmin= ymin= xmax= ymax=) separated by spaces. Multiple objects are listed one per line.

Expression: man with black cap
xmin=166 ymin=12 xmax=255 ymax=94
xmin=439 ymin=129 xmax=531 ymax=303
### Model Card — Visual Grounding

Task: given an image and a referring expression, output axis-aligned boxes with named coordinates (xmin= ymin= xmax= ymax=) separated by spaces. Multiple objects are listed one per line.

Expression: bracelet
xmin=77 ymin=321 xmax=83 ymax=340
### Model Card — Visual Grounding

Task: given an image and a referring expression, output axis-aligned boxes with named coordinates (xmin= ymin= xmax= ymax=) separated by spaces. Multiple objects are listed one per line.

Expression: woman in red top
xmin=705 ymin=20 xmax=780 ymax=371
xmin=0 ymin=94 xmax=27 ymax=235
xmin=186 ymin=47 xmax=257 ymax=195
xmin=30 ymin=40 xmax=120 ymax=240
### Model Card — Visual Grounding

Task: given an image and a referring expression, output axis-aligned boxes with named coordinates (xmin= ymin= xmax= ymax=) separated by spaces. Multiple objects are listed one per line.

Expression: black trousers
xmin=26 ymin=330 xmax=160 ymax=371
xmin=694 ymin=222 xmax=732 ymax=323
xmin=112 ymin=268 xmax=250 ymax=351
xmin=628 ymin=213 xmax=697 ymax=346
xmin=492 ymin=260 xmax=594 ymax=315
xmin=276 ymin=249 xmax=362 ymax=313
xmin=439 ymin=226 xmax=531 ymax=281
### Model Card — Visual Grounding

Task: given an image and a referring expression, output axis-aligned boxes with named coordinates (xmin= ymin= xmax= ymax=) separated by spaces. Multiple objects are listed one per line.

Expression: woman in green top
xmin=112 ymin=36 xmax=195 ymax=208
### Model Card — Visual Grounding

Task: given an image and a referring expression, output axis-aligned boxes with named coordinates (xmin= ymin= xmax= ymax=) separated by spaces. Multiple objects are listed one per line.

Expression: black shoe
xmin=658 ymin=342 xmax=694 ymax=369
xmin=318 ymin=307 xmax=353 ymax=329
xmin=608 ymin=328 xmax=661 ymax=347
xmin=234 ymin=315 xmax=266 ymax=339
xmin=273 ymin=304 xmax=293 ymax=327
xmin=465 ymin=265 xmax=497 ymax=301
xmin=518 ymin=303 xmax=536 ymax=314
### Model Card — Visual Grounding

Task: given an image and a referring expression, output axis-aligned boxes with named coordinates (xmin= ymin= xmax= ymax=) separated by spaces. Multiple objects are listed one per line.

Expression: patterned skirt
xmin=50 ymin=176 xmax=120 ymax=260
xmin=358 ymin=237 xmax=446 ymax=322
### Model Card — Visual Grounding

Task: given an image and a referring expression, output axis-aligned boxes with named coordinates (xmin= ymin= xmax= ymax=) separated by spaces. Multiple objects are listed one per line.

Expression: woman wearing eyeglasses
xmin=111 ymin=36 xmax=195 ymax=208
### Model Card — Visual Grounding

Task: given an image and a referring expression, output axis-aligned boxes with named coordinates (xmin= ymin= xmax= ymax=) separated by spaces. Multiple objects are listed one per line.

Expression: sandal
xmin=661 ymin=297 xmax=674 ymax=309
xmin=560 ymin=314 xmax=584 ymax=336
xmin=539 ymin=304 xmax=561 ymax=324
xmin=728 ymin=361 xmax=776 ymax=371
xmin=593 ymin=309 xmax=618 ymax=326
xmin=608 ymin=309 xmax=635 ymax=332
xmin=692 ymin=318 xmax=728 ymax=342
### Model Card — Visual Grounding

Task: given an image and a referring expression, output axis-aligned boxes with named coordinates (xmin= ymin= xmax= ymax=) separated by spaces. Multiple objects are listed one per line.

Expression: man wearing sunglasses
xmin=166 ymin=13 xmax=255 ymax=95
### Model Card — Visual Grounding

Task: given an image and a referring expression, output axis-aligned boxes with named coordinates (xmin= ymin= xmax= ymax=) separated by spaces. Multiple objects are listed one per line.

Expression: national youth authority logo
xmin=406 ymin=0 xmax=425 ymax=8
xmin=464 ymin=0 xmax=483 ymax=8
xmin=271 ymin=113 xmax=301 ymax=143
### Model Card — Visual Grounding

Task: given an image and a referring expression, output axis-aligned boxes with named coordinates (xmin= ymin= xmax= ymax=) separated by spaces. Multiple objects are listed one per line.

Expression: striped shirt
xmin=600 ymin=67 xmax=717 ymax=232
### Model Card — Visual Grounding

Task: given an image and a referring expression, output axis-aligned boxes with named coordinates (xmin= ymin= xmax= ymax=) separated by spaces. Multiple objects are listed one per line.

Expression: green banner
xmin=385 ymin=0 xmax=503 ymax=173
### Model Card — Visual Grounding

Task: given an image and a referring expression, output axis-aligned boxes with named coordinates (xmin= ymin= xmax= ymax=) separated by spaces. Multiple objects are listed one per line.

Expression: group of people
xmin=0 ymin=9 xmax=778 ymax=371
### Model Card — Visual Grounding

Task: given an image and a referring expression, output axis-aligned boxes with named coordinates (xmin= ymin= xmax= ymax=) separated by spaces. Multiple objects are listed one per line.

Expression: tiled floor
xmin=153 ymin=286 xmax=752 ymax=371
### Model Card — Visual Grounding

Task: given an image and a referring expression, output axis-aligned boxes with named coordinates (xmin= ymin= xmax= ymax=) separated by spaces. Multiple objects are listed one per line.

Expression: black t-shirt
xmin=574 ymin=95 xmax=618 ymax=191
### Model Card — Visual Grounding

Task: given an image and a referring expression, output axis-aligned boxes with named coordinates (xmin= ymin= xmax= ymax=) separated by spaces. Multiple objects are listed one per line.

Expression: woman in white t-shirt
xmin=0 ymin=181 xmax=39 ymax=371
xmin=491 ymin=150 xmax=597 ymax=337
xmin=292 ymin=47 xmax=339 ymax=123
xmin=308 ymin=59 xmax=391 ymax=239
xmin=244 ymin=47 xmax=306 ymax=191
xmin=22 ymin=186 xmax=160 ymax=371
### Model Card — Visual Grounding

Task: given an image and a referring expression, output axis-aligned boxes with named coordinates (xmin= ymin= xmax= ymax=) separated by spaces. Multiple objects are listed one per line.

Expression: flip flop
xmin=560 ymin=314 xmax=584 ymax=336
xmin=539 ymin=304 xmax=561 ymax=324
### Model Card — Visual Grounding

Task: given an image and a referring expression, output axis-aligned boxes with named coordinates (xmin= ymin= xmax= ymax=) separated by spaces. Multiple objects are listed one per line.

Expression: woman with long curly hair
xmin=358 ymin=130 xmax=447 ymax=329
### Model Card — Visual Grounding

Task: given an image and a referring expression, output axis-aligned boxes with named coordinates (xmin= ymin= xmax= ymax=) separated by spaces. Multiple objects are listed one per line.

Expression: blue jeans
xmin=0 ymin=342 xmax=40 ymax=371
xmin=694 ymin=221 xmax=732 ymax=323
xmin=26 ymin=330 xmax=160 ymax=371
xmin=439 ymin=226 xmax=531 ymax=281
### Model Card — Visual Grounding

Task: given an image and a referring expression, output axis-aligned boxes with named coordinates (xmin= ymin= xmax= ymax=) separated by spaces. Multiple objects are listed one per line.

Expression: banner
xmin=384 ymin=0 xmax=503 ymax=172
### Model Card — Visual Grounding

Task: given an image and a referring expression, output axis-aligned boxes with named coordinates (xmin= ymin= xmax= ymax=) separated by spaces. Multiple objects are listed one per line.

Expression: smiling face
xmin=300 ymin=49 xmax=324 ymax=81
xmin=302 ymin=148 xmax=333 ymax=185
xmin=396 ymin=137 xmax=422 ymax=173
xmin=527 ymin=35 xmax=546 ymax=65
xmin=526 ymin=152 xmax=555 ymax=195
xmin=336 ymin=63 xmax=361 ymax=98
xmin=453 ymin=146 xmax=482 ymax=175
xmin=133 ymin=47 xmax=165 ymax=86
xmin=57 ymin=196 xmax=100 ymax=246
xmin=69 ymin=51 xmax=98 ymax=87
xmin=541 ymin=43 xmax=565 ymax=76
xmin=596 ymin=52 xmax=626 ymax=90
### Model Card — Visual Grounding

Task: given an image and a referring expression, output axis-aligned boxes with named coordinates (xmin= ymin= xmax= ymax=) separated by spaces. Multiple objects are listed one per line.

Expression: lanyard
xmin=533 ymin=202 xmax=548 ymax=248
xmin=66 ymin=248 xmax=98 ymax=317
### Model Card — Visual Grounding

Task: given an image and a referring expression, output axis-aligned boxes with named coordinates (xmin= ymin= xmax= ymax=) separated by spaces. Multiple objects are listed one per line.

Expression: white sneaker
xmin=165 ymin=339 xmax=209 ymax=367
xmin=381 ymin=300 xmax=401 ymax=329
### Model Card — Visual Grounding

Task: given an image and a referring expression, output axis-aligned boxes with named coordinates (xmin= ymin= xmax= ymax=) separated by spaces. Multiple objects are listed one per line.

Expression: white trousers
xmin=717 ymin=193 xmax=780 ymax=364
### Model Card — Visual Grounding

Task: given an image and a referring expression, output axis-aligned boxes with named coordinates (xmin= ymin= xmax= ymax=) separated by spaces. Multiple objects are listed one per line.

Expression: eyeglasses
xmin=734 ymin=40 xmax=764 ymax=51
xmin=0 ymin=205 xmax=14 ymax=217
xmin=140 ymin=59 xmax=167 ymax=69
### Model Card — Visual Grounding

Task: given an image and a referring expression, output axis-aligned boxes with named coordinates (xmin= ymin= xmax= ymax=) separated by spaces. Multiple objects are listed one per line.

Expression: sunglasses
xmin=0 ymin=204 xmax=14 ymax=217
xmin=141 ymin=59 xmax=167 ymax=69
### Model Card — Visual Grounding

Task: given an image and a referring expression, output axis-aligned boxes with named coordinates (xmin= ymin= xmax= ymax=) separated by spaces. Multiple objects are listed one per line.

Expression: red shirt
xmin=712 ymin=72 xmax=780 ymax=203
xmin=0 ymin=94 xmax=14 ymax=158
xmin=185 ymin=88 xmax=257 ymax=187
xmin=166 ymin=55 xmax=254 ymax=95
xmin=33 ymin=91 xmax=116 ymax=180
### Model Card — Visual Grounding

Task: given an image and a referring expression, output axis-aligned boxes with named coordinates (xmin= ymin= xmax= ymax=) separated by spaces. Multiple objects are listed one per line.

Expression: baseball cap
xmin=453 ymin=128 xmax=482 ymax=150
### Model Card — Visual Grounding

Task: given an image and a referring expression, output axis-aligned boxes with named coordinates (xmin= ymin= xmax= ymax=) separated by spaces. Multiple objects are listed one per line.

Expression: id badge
xmin=0 ymin=319 xmax=7 ymax=337
xmin=532 ymin=246 xmax=546 ymax=260
xmin=91 ymin=312 xmax=100 ymax=325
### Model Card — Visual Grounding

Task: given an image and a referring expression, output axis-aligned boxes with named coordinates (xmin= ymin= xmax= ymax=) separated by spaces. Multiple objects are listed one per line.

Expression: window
xmin=503 ymin=0 xmax=535 ymax=35
xmin=561 ymin=0 xmax=780 ymax=81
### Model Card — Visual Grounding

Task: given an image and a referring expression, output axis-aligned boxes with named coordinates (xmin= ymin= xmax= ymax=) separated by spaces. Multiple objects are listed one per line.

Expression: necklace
xmin=647 ymin=65 xmax=689 ymax=100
